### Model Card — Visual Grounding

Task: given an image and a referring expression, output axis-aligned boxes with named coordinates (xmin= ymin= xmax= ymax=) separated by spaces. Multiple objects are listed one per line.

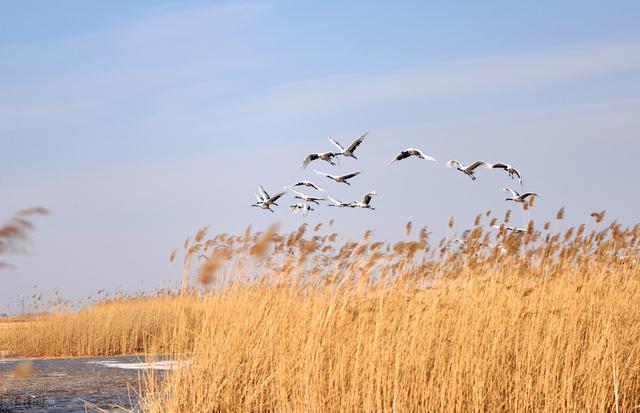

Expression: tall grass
xmin=3 ymin=209 xmax=640 ymax=411
xmin=143 ymin=272 xmax=640 ymax=412
xmin=0 ymin=294 xmax=202 ymax=357
xmin=139 ymin=213 xmax=639 ymax=412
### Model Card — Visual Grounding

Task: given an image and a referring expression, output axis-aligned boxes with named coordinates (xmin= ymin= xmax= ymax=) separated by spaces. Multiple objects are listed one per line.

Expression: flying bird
xmin=327 ymin=196 xmax=353 ymax=208
xmin=252 ymin=185 xmax=271 ymax=207
xmin=492 ymin=163 xmax=523 ymax=188
xmin=252 ymin=187 xmax=286 ymax=212
xmin=446 ymin=160 xmax=492 ymax=181
xmin=502 ymin=187 xmax=540 ymax=203
xmin=290 ymin=202 xmax=314 ymax=216
xmin=301 ymin=152 xmax=339 ymax=169
xmin=328 ymin=131 xmax=368 ymax=159
xmin=289 ymin=181 xmax=326 ymax=192
xmin=313 ymin=170 xmax=362 ymax=185
xmin=387 ymin=148 xmax=436 ymax=165
xmin=352 ymin=191 xmax=377 ymax=210
xmin=285 ymin=187 xmax=325 ymax=205
xmin=491 ymin=225 xmax=527 ymax=234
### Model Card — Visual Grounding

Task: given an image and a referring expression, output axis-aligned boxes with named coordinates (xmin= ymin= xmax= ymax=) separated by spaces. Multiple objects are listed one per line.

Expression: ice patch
xmin=90 ymin=359 xmax=185 ymax=370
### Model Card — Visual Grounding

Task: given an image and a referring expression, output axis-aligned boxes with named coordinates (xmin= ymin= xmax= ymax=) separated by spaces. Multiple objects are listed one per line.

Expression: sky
xmin=1 ymin=1 xmax=639 ymax=311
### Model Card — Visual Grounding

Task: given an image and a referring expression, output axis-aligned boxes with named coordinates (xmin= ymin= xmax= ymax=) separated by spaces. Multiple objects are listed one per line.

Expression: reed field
xmin=2 ymin=208 xmax=640 ymax=412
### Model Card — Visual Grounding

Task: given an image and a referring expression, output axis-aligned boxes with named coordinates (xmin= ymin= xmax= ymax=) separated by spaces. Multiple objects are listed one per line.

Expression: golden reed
xmin=2 ymin=210 xmax=639 ymax=412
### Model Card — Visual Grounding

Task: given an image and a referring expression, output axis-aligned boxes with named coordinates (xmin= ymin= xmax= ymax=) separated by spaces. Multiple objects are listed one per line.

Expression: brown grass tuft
xmin=249 ymin=223 xmax=280 ymax=257
xmin=197 ymin=249 xmax=226 ymax=285
xmin=0 ymin=207 xmax=48 ymax=268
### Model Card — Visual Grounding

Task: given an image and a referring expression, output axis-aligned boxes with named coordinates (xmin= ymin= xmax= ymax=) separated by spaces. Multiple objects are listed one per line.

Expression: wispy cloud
xmin=239 ymin=40 xmax=640 ymax=123
xmin=3 ymin=6 xmax=640 ymax=137
xmin=0 ymin=3 xmax=266 ymax=133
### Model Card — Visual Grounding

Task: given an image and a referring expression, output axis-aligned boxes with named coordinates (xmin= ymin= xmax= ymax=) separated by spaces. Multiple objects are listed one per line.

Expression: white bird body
xmin=446 ymin=160 xmax=492 ymax=181
xmin=290 ymin=202 xmax=314 ymax=216
xmin=301 ymin=151 xmax=338 ymax=169
xmin=352 ymin=191 xmax=377 ymax=210
xmin=387 ymin=148 xmax=436 ymax=165
xmin=289 ymin=181 xmax=326 ymax=192
xmin=502 ymin=187 xmax=539 ymax=203
xmin=492 ymin=163 xmax=523 ymax=188
xmin=313 ymin=170 xmax=362 ymax=185
xmin=286 ymin=187 xmax=325 ymax=205
xmin=327 ymin=196 xmax=353 ymax=208
xmin=328 ymin=131 xmax=368 ymax=159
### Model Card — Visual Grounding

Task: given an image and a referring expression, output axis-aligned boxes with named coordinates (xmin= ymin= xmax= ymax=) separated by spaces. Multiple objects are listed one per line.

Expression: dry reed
xmin=2 ymin=213 xmax=640 ymax=412
xmin=0 ymin=207 xmax=48 ymax=268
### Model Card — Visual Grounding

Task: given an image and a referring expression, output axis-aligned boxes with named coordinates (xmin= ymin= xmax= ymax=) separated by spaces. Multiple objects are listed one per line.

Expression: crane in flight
xmin=285 ymin=187 xmax=325 ymax=205
xmin=387 ymin=148 xmax=436 ymax=165
xmin=301 ymin=151 xmax=339 ymax=169
xmin=352 ymin=191 xmax=377 ymax=210
xmin=446 ymin=160 xmax=492 ymax=181
xmin=313 ymin=170 xmax=363 ymax=185
xmin=328 ymin=131 xmax=368 ymax=159
xmin=502 ymin=187 xmax=539 ymax=203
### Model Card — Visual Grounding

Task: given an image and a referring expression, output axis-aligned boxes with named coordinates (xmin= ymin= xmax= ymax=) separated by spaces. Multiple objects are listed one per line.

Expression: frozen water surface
xmin=0 ymin=355 xmax=174 ymax=412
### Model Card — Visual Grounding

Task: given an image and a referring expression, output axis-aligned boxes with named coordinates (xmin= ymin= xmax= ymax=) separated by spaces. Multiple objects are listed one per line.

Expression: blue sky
xmin=2 ymin=1 xmax=639 ymax=310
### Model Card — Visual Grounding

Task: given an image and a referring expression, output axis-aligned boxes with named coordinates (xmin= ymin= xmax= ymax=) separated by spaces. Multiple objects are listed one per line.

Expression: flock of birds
xmin=251 ymin=132 xmax=539 ymax=218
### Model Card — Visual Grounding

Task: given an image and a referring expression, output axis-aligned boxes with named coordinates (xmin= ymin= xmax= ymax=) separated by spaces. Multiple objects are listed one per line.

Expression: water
xmin=0 ymin=355 xmax=171 ymax=412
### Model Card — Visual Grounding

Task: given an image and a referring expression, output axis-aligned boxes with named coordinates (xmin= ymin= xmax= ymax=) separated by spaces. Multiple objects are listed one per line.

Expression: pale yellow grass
xmin=0 ymin=295 xmax=203 ymax=357
xmin=3 ymin=214 xmax=640 ymax=411
xmin=141 ymin=217 xmax=640 ymax=412
xmin=141 ymin=269 xmax=640 ymax=412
